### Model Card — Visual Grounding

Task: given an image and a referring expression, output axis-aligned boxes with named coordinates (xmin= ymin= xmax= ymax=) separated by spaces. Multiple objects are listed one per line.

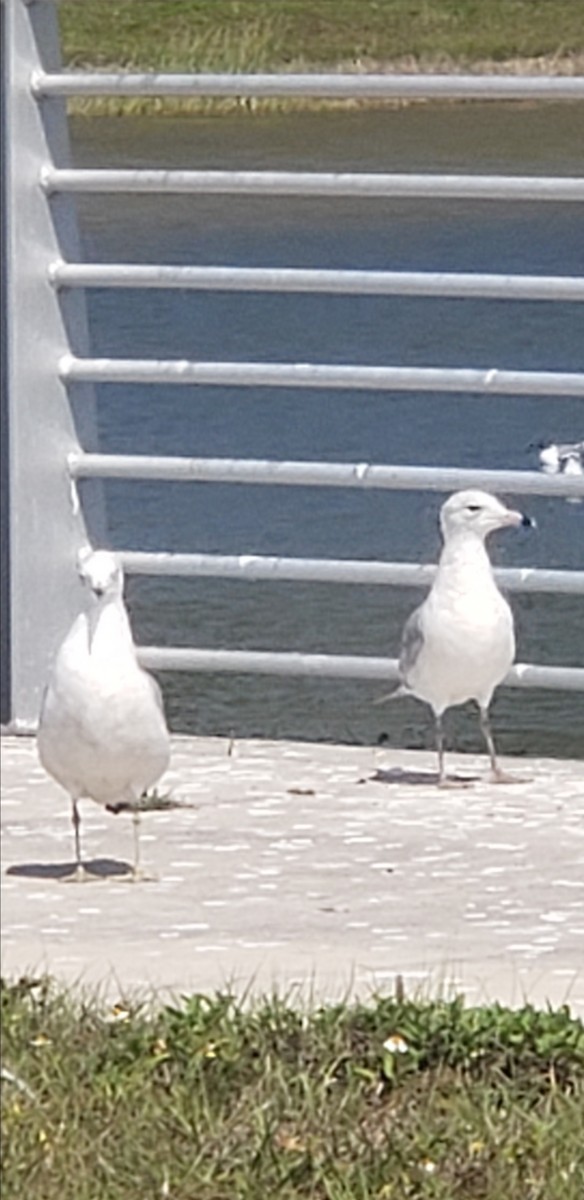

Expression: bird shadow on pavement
xmin=364 ymin=767 xmax=480 ymax=787
xmin=6 ymin=858 xmax=132 ymax=881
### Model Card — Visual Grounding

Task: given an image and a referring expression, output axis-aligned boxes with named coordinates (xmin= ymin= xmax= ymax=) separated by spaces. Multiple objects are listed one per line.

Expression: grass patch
xmin=57 ymin=1 xmax=584 ymax=116
xmin=59 ymin=1 xmax=584 ymax=71
xmin=2 ymin=975 xmax=584 ymax=1198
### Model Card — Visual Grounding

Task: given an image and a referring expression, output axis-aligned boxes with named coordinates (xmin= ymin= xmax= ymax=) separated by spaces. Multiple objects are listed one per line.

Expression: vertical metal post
xmin=1 ymin=0 xmax=104 ymax=730
xmin=1 ymin=1 xmax=10 ymax=724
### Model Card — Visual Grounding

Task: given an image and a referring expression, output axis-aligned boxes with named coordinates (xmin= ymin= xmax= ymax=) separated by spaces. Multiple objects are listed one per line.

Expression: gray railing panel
xmin=3 ymin=9 xmax=583 ymax=721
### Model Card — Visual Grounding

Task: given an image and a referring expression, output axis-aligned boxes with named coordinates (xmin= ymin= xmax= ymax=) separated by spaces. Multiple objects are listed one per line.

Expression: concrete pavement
xmin=2 ymin=734 xmax=583 ymax=1011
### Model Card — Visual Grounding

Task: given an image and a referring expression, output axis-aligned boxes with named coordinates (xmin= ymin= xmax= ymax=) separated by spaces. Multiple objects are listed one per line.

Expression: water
xmin=70 ymin=105 xmax=584 ymax=757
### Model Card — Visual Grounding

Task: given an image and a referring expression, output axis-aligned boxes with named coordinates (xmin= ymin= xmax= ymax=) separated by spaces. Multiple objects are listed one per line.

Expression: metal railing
xmin=2 ymin=0 xmax=583 ymax=729
xmin=50 ymin=263 xmax=584 ymax=303
xmin=31 ymin=71 xmax=584 ymax=103
xmin=69 ymin=454 xmax=584 ymax=500
xmin=41 ymin=165 xmax=584 ymax=203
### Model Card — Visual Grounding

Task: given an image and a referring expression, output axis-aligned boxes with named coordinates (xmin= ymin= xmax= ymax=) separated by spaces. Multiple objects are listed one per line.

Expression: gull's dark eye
xmin=466 ymin=505 xmax=481 ymax=513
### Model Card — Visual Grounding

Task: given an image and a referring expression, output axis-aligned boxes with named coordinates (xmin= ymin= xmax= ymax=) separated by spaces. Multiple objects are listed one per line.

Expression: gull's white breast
xmin=406 ymin=564 xmax=515 ymax=712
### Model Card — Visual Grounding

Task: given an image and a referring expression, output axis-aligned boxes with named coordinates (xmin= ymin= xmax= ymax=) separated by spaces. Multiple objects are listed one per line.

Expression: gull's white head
xmin=77 ymin=549 xmax=124 ymax=600
xmin=440 ymin=490 xmax=534 ymax=543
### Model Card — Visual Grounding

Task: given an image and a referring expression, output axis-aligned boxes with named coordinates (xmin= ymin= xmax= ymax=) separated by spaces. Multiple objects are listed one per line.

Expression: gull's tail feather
xmin=372 ymin=684 xmax=409 ymax=706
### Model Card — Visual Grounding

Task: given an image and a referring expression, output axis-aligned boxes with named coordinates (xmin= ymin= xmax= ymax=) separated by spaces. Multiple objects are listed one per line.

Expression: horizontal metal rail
xmin=42 ymin=167 xmax=584 ymax=203
xmin=121 ymin=551 xmax=584 ymax=597
xmin=51 ymin=262 xmax=584 ymax=303
xmin=60 ymin=355 xmax=584 ymax=398
xmin=136 ymin=646 xmax=584 ymax=692
xmin=69 ymin=454 xmax=584 ymax=499
xmin=32 ymin=71 xmax=584 ymax=102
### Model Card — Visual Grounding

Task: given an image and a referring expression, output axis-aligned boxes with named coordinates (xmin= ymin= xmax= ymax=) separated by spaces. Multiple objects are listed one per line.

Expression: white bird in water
xmin=535 ymin=440 xmax=583 ymax=504
xmin=378 ymin=490 xmax=534 ymax=787
xmin=38 ymin=550 xmax=170 ymax=880
xmin=536 ymin=439 xmax=583 ymax=475
xmin=537 ymin=436 xmax=582 ymax=472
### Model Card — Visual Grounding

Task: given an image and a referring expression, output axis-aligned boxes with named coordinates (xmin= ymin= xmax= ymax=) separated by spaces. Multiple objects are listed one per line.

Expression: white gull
xmin=537 ymin=439 xmax=583 ymax=476
xmin=379 ymin=490 xmax=534 ymax=786
xmin=37 ymin=550 xmax=170 ymax=880
xmin=536 ymin=440 xmax=583 ymax=505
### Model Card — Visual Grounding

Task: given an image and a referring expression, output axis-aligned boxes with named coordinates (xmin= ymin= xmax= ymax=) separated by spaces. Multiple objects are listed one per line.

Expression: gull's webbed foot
xmin=489 ymin=768 xmax=533 ymax=785
xmin=126 ymin=865 xmax=158 ymax=883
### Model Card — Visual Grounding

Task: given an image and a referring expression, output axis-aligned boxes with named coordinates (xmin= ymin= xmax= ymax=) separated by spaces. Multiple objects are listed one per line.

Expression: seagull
xmin=534 ymin=440 xmax=583 ymax=504
xmin=535 ymin=439 xmax=584 ymax=475
xmin=378 ymin=490 xmax=534 ymax=787
xmin=37 ymin=550 xmax=171 ymax=880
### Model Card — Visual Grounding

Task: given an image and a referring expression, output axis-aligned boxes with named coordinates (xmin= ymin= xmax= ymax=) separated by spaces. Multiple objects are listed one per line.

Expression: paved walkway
xmin=2 ymin=734 xmax=583 ymax=1012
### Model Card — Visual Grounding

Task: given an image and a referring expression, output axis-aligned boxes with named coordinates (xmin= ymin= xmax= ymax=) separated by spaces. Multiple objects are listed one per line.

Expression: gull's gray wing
xmin=373 ymin=603 xmax=427 ymax=705
xmin=398 ymin=605 xmax=425 ymax=685
xmin=139 ymin=663 xmax=168 ymax=723
xmin=38 ymin=682 xmax=49 ymax=723
xmin=145 ymin=670 xmax=166 ymax=717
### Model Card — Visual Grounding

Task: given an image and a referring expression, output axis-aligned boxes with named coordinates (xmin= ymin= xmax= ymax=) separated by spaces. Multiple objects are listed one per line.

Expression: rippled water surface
xmin=70 ymin=105 xmax=584 ymax=757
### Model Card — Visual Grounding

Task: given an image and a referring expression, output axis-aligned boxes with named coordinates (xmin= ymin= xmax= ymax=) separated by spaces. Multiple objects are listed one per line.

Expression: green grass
xmin=60 ymin=1 xmax=584 ymax=71
xmin=2 ymin=976 xmax=584 ymax=1198
xmin=57 ymin=1 xmax=584 ymax=115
